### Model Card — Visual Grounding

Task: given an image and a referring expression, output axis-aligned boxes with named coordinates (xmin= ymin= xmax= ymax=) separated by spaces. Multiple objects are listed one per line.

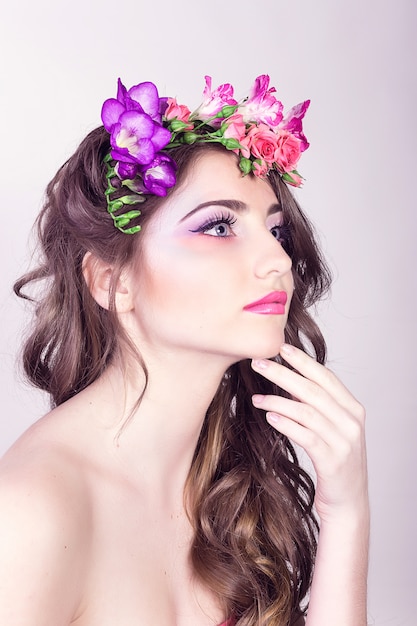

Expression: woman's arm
xmin=306 ymin=506 xmax=369 ymax=624
xmin=251 ymin=343 xmax=369 ymax=626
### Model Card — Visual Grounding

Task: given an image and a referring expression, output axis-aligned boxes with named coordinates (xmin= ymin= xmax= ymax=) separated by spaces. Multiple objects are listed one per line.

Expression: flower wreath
xmin=101 ymin=75 xmax=310 ymax=233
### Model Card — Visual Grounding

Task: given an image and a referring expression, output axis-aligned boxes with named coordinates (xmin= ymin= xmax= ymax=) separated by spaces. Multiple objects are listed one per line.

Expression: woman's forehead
xmin=172 ymin=150 xmax=279 ymax=206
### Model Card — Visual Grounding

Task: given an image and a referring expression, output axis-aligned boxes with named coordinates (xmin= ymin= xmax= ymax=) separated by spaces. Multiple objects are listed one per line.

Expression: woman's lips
xmin=243 ymin=291 xmax=288 ymax=315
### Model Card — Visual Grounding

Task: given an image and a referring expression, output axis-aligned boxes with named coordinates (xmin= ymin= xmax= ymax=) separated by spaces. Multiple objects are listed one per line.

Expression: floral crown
xmin=101 ymin=75 xmax=310 ymax=234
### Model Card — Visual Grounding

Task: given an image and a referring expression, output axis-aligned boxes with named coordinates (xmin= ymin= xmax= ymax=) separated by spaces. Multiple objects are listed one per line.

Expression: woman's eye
xmin=270 ymin=223 xmax=290 ymax=243
xmin=189 ymin=214 xmax=237 ymax=237
xmin=270 ymin=226 xmax=282 ymax=240
xmin=204 ymin=222 xmax=233 ymax=237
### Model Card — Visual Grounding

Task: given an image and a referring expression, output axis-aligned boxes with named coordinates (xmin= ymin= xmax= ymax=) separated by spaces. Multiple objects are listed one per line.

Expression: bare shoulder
xmin=0 ymin=413 xmax=92 ymax=624
xmin=0 ymin=407 xmax=93 ymax=522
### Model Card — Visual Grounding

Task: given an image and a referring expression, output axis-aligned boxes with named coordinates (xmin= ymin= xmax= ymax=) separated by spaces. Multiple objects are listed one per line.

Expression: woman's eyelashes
xmin=270 ymin=223 xmax=292 ymax=245
xmin=189 ymin=212 xmax=237 ymax=237
xmin=188 ymin=211 xmax=292 ymax=244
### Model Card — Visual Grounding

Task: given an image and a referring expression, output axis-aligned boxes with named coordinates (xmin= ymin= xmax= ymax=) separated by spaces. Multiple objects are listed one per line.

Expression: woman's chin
xmin=239 ymin=336 xmax=286 ymax=362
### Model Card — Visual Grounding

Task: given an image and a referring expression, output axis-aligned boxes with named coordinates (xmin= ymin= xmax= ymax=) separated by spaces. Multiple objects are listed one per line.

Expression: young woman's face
xmin=128 ymin=150 xmax=294 ymax=364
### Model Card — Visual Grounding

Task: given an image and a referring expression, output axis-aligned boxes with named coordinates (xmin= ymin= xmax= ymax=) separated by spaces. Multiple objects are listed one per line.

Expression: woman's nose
xmin=253 ymin=229 xmax=292 ymax=278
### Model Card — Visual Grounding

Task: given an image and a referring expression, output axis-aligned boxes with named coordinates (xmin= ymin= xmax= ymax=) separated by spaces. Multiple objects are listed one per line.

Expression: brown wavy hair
xmin=14 ymin=127 xmax=331 ymax=625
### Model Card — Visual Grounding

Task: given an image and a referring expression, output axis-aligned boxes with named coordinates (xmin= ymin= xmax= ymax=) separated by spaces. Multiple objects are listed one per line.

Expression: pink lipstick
xmin=243 ymin=291 xmax=288 ymax=315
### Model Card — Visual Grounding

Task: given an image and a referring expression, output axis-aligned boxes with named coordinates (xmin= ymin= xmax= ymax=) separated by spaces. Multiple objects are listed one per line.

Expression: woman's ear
xmin=82 ymin=252 xmax=133 ymax=313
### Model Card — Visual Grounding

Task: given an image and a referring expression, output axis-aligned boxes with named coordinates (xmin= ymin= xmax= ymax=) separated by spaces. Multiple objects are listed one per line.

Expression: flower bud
xmin=170 ymin=119 xmax=189 ymax=132
xmin=123 ymin=225 xmax=142 ymax=234
xmin=115 ymin=216 xmax=130 ymax=228
xmin=121 ymin=194 xmax=144 ymax=205
xmin=222 ymin=137 xmax=241 ymax=150
xmin=239 ymin=157 xmax=252 ymax=175
xmin=217 ymin=104 xmax=238 ymax=118
xmin=120 ymin=209 xmax=142 ymax=220
xmin=123 ymin=179 xmax=146 ymax=194
xmin=282 ymin=170 xmax=303 ymax=187
xmin=183 ymin=132 xmax=199 ymax=144
xmin=108 ymin=199 xmax=124 ymax=212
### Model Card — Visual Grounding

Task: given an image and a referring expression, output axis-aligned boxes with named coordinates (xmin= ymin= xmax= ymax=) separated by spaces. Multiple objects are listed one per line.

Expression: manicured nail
xmin=280 ymin=343 xmax=294 ymax=357
xmin=266 ymin=411 xmax=281 ymax=423
xmin=252 ymin=394 xmax=265 ymax=405
xmin=252 ymin=359 xmax=269 ymax=370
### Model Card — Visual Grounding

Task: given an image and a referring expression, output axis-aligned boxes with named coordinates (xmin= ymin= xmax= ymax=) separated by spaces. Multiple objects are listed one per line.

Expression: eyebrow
xmin=179 ymin=199 xmax=282 ymax=222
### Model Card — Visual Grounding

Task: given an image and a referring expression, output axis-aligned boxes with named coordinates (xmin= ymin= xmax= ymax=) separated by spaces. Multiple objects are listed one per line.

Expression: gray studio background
xmin=1 ymin=1 xmax=416 ymax=624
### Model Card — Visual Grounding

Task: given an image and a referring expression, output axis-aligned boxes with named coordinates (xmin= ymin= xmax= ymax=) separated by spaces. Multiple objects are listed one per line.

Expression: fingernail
xmin=252 ymin=394 xmax=265 ymax=405
xmin=266 ymin=411 xmax=281 ymax=423
xmin=252 ymin=359 xmax=269 ymax=370
xmin=280 ymin=343 xmax=294 ymax=357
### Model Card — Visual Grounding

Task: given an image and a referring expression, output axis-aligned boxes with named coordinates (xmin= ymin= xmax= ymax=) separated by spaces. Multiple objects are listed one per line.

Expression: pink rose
xmin=275 ymin=130 xmax=302 ymax=172
xmin=283 ymin=171 xmax=303 ymax=187
xmin=252 ymin=160 xmax=269 ymax=178
xmin=240 ymin=75 xmax=283 ymax=127
xmin=195 ymin=75 xmax=237 ymax=121
xmin=240 ymin=124 xmax=281 ymax=164
xmin=222 ymin=113 xmax=246 ymax=144
xmin=165 ymin=98 xmax=193 ymax=129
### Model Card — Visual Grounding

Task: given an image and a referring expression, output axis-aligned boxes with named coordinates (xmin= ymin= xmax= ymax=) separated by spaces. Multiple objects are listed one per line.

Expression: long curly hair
xmin=14 ymin=127 xmax=331 ymax=625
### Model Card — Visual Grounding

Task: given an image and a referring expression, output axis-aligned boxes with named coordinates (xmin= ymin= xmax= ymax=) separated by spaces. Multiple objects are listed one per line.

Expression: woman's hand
xmin=251 ymin=343 xmax=368 ymax=523
xmin=252 ymin=343 xmax=369 ymax=624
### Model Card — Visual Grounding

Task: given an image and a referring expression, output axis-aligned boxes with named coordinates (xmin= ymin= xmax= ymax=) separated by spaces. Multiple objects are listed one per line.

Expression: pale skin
xmin=0 ymin=152 xmax=369 ymax=625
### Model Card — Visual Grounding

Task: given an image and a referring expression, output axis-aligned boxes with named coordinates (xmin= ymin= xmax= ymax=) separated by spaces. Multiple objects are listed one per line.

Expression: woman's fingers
xmin=251 ymin=343 xmax=365 ymax=422
xmin=252 ymin=394 xmax=331 ymax=460
xmin=250 ymin=344 xmax=367 ymax=517
xmin=252 ymin=394 xmax=335 ymax=445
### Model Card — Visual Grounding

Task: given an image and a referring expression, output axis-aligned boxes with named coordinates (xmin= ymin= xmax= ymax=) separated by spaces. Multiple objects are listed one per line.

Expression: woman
xmin=0 ymin=76 xmax=369 ymax=625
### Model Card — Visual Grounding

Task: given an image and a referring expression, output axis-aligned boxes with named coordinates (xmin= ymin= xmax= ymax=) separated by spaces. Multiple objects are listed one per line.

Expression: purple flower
xmin=114 ymin=160 xmax=140 ymax=180
xmin=280 ymin=100 xmax=310 ymax=152
xmin=194 ymin=76 xmax=237 ymax=121
xmin=125 ymin=81 xmax=164 ymax=124
xmin=101 ymin=79 xmax=172 ymax=168
xmin=240 ymin=75 xmax=283 ymax=127
xmin=101 ymin=75 xmax=311 ymax=220
xmin=140 ymin=153 xmax=177 ymax=196
xmin=110 ymin=110 xmax=171 ymax=166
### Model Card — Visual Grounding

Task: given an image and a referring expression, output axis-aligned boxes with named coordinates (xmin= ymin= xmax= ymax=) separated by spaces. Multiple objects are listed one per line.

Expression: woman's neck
xmin=89 ymin=349 xmax=231 ymax=501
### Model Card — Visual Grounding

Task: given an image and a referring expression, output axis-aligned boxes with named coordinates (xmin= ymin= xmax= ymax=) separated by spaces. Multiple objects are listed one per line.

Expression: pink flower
xmin=253 ymin=160 xmax=269 ymax=178
xmin=240 ymin=124 xmax=281 ymax=165
xmin=165 ymin=98 xmax=193 ymax=128
xmin=283 ymin=171 xmax=303 ymax=187
xmin=195 ymin=75 xmax=237 ymax=120
xmin=240 ymin=75 xmax=283 ymax=127
xmin=222 ymin=113 xmax=246 ymax=144
xmin=275 ymin=130 xmax=302 ymax=172
xmin=280 ymin=100 xmax=310 ymax=151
